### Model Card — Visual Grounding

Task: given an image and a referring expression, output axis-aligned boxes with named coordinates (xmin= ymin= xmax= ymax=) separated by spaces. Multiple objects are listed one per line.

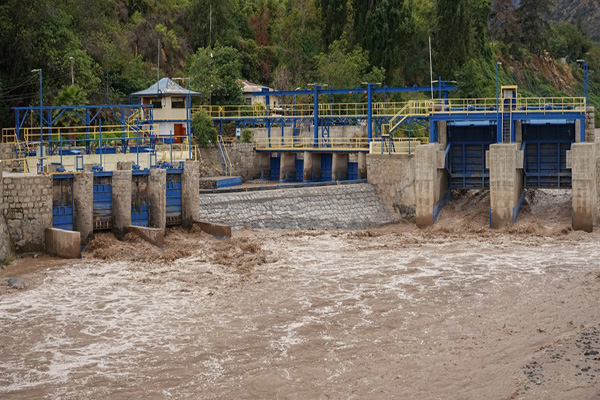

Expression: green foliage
xmin=192 ymin=110 xmax=217 ymax=147
xmin=186 ymin=46 xmax=244 ymax=105
xmin=518 ymin=0 xmax=554 ymax=52
xmin=548 ymin=23 xmax=591 ymax=61
xmin=314 ymin=39 xmax=385 ymax=89
xmin=54 ymin=85 xmax=88 ymax=127
xmin=241 ymin=129 xmax=253 ymax=143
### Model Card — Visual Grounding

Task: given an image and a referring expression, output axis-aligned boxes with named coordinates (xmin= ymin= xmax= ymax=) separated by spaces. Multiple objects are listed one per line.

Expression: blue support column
xmin=429 ymin=119 xmax=437 ymax=143
xmin=313 ymin=85 xmax=319 ymax=147
xmin=367 ymin=84 xmax=373 ymax=142
xmin=581 ymin=116 xmax=586 ymax=142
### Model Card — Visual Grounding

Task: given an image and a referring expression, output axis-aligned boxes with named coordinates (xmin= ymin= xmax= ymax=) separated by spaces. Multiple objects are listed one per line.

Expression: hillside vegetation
xmin=0 ymin=0 xmax=598 ymax=127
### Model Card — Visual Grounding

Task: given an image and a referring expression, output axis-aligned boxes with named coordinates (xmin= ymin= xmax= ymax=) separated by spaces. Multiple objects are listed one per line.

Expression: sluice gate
xmin=52 ymin=174 xmax=74 ymax=231
xmin=447 ymin=124 xmax=496 ymax=189
xmin=523 ymin=121 xmax=574 ymax=189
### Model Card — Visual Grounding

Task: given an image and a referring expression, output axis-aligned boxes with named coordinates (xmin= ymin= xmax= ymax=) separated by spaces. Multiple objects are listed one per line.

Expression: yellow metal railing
xmin=191 ymin=96 xmax=586 ymax=121
xmin=216 ymin=135 xmax=232 ymax=175
xmin=254 ymin=136 xmax=369 ymax=151
xmin=369 ymin=138 xmax=429 ymax=155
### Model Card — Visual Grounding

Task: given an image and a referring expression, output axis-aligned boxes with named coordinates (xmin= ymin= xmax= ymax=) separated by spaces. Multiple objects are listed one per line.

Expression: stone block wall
xmin=2 ymin=174 xmax=52 ymax=252
xmin=198 ymin=144 xmax=270 ymax=181
xmin=197 ymin=183 xmax=393 ymax=230
xmin=366 ymin=154 xmax=416 ymax=221
xmin=586 ymin=108 xmax=595 ymax=143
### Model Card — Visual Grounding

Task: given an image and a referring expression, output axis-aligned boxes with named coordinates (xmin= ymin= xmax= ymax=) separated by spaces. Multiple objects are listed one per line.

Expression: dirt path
xmin=1 ymin=225 xmax=600 ymax=399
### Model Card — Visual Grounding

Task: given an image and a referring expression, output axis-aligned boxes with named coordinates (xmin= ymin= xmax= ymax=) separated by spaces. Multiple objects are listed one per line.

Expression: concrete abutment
xmin=487 ymin=143 xmax=525 ymax=229
xmin=415 ymin=144 xmax=448 ymax=228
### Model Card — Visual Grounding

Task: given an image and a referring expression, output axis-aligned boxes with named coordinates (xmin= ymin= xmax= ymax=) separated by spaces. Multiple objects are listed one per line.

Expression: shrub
xmin=241 ymin=129 xmax=253 ymax=143
xmin=191 ymin=110 xmax=217 ymax=147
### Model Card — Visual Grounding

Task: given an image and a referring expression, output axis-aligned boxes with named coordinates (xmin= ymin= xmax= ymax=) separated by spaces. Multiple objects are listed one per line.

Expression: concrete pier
xmin=45 ymin=228 xmax=81 ymax=258
xmin=332 ymin=153 xmax=348 ymax=181
xmin=182 ymin=160 xmax=200 ymax=229
xmin=568 ymin=143 xmax=597 ymax=232
xmin=148 ymin=168 xmax=166 ymax=230
xmin=415 ymin=144 xmax=448 ymax=228
xmin=303 ymin=152 xmax=321 ymax=181
xmin=73 ymin=172 xmax=93 ymax=243
xmin=488 ymin=143 xmax=524 ymax=228
xmin=112 ymin=169 xmax=132 ymax=238
xmin=279 ymin=153 xmax=296 ymax=182
xmin=358 ymin=153 xmax=367 ymax=179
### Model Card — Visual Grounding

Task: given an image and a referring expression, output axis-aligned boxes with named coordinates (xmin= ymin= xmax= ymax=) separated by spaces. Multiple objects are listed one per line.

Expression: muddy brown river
xmin=1 ymin=223 xmax=600 ymax=399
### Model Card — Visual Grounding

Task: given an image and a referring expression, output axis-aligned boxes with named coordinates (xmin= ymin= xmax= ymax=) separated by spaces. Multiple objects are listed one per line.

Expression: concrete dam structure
xmin=1 ymin=84 xmax=599 ymax=262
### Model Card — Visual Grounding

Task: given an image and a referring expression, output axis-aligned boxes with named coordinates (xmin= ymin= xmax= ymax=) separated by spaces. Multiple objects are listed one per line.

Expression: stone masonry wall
xmin=197 ymin=183 xmax=393 ymax=230
xmin=2 ymin=174 xmax=52 ymax=252
xmin=586 ymin=107 xmax=595 ymax=143
xmin=367 ymin=154 xmax=416 ymax=222
xmin=198 ymin=143 xmax=270 ymax=181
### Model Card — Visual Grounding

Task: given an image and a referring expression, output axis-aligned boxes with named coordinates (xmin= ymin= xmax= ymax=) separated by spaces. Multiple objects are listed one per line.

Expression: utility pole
xmin=69 ymin=56 xmax=74 ymax=86
xmin=31 ymin=68 xmax=43 ymax=170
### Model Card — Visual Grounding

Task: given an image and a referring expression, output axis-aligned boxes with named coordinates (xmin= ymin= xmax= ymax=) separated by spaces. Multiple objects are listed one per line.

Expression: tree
xmin=518 ymin=0 xmax=554 ymax=52
xmin=314 ymin=39 xmax=385 ymax=89
xmin=191 ymin=109 xmax=217 ymax=147
xmin=489 ymin=0 xmax=520 ymax=44
xmin=434 ymin=0 xmax=472 ymax=78
xmin=319 ymin=0 xmax=349 ymax=48
xmin=186 ymin=46 xmax=244 ymax=105
xmin=548 ymin=22 xmax=591 ymax=61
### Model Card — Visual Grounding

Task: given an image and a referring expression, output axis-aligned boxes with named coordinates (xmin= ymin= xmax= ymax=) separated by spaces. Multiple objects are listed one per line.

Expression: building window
xmin=151 ymin=98 xmax=162 ymax=109
xmin=245 ymin=97 xmax=252 ymax=105
xmin=172 ymin=97 xmax=185 ymax=109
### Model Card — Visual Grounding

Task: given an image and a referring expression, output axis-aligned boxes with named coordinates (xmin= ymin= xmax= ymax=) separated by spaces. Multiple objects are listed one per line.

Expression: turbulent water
xmin=1 ymin=225 xmax=600 ymax=399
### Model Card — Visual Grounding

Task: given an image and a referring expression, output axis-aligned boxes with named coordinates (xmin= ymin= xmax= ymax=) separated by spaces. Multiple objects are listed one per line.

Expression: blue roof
xmin=131 ymin=77 xmax=201 ymax=97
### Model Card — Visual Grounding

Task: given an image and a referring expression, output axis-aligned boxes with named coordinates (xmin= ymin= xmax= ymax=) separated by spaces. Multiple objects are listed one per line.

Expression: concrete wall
xmin=1 ymin=174 xmax=52 ymax=252
xmin=488 ymin=143 xmax=524 ymax=228
xmin=45 ymin=228 xmax=81 ymax=258
xmin=112 ymin=170 xmax=132 ymax=238
xmin=414 ymin=144 xmax=448 ymax=228
xmin=367 ymin=154 xmax=416 ymax=221
xmin=251 ymin=125 xmax=365 ymax=142
xmin=73 ymin=172 xmax=93 ymax=243
xmin=332 ymin=153 xmax=348 ymax=181
xmin=568 ymin=143 xmax=597 ymax=232
xmin=197 ymin=184 xmax=393 ymax=230
xmin=198 ymin=143 xmax=270 ymax=181
xmin=182 ymin=160 xmax=200 ymax=228
xmin=279 ymin=152 xmax=296 ymax=181
xmin=148 ymin=168 xmax=166 ymax=230
xmin=303 ymin=152 xmax=321 ymax=181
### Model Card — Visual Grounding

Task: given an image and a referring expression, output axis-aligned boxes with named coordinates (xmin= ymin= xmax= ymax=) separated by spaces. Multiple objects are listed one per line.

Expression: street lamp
xmin=577 ymin=59 xmax=589 ymax=107
xmin=31 ymin=68 xmax=43 ymax=171
xmin=69 ymin=56 xmax=74 ymax=86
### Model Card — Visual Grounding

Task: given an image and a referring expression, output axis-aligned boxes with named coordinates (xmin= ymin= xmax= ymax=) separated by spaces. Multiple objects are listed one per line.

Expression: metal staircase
xmin=502 ymin=103 xmax=512 ymax=143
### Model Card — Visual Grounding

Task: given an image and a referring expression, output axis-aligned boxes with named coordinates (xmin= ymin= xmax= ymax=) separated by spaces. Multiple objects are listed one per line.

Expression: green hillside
xmin=0 ymin=0 xmax=598 ymax=127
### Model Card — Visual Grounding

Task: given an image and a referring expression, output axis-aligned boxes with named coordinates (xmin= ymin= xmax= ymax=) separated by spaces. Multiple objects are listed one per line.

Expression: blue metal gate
xmin=295 ymin=158 xmax=304 ymax=182
xmin=270 ymin=155 xmax=280 ymax=181
xmin=166 ymin=171 xmax=182 ymax=226
xmin=52 ymin=174 xmax=74 ymax=230
xmin=131 ymin=170 xmax=150 ymax=227
xmin=523 ymin=122 xmax=574 ymax=189
xmin=321 ymin=153 xmax=332 ymax=182
xmin=447 ymin=125 xmax=496 ymax=189
xmin=348 ymin=162 xmax=358 ymax=180
xmin=93 ymin=172 xmax=113 ymax=230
